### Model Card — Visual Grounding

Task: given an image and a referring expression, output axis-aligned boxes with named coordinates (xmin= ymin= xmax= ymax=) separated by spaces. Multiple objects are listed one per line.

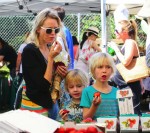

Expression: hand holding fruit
xmin=59 ymin=109 xmax=70 ymax=121
xmin=94 ymin=92 xmax=101 ymax=97
xmin=49 ymin=41 xmax=62 ymax=59
xmin=93 ymin=92 xmax=101 ymax=106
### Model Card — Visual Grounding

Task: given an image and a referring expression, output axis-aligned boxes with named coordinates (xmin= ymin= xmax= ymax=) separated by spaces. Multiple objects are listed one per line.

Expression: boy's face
xmin=94 ymin=64 xmax=112 ymax=82
xmin=67 ymin=82 xmax=84 ymax=100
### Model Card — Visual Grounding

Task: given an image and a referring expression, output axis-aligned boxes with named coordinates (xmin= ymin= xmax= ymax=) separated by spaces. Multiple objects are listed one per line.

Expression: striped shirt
xmin=80 ymin=86 xmax=119 ymax=120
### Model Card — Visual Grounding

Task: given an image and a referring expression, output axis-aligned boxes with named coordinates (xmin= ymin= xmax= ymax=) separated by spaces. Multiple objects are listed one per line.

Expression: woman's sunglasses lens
xmin=55 ymin=28 xmax=60 ymax=33
xmin=46 ymin=29 xmax=52 ymax=34
xmin=115 ymin=29 xmax=119 ymax=34
xmin=45 ymin=28 xmax=60 ymax=34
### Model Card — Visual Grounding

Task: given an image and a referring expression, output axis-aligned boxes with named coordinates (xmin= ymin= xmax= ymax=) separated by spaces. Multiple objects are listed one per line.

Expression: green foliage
xmin=0 ymin=13 xmax=147 ymax=51
xmin=65 ymin=13 xmax=101 ymax=41
xmin=107 ymin=14 xmax=116 ymax=39
xmin=80 ymin=14 xmax=101 ymax=40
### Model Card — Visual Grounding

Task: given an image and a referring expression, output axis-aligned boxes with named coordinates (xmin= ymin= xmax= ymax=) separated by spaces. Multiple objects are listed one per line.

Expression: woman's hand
xmin=49 ymin=41 xmax=62 ymax=60
xmin=56 ymin=65 xmax=68 ymax=78
xmin=108 ymin=41 xmax=120 ymax=52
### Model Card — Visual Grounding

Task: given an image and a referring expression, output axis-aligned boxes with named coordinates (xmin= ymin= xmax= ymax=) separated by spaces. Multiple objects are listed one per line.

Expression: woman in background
xmin=75 ymin=26 xmax=101 ymax=77
xmin=109 ymin=19 xmax=142 ymax=115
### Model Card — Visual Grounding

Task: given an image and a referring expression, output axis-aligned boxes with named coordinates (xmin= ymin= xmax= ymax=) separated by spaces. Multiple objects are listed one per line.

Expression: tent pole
xmin=101 ymin=0 xmax=107 ymax=53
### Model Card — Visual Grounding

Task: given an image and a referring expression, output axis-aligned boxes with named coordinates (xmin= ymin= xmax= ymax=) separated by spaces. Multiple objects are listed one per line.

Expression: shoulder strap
xmin=134 ymin=41 xmax=140 ymax=57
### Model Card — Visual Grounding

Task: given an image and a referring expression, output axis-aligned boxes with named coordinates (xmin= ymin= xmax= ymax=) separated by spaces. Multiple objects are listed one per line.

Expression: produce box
xmin=117 ymin=88 xmax=134 ymax=115
xmin=119 ymin=114 xmax=139 ymax=132
xmin=55 ymin=122 xmax=106 ymax=133
xmin=141 ymin=113 xmax=150 ymax=132
xmin=97 ymin=116 xmax=117 ymax=132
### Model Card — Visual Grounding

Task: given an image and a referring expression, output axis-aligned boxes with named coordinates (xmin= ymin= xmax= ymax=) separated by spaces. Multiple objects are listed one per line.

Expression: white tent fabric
xmin=0 ymin=0 xmax=144 ymax=16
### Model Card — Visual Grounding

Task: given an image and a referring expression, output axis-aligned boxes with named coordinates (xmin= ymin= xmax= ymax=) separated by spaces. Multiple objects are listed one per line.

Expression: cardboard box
xmin=119 ymin=114 xmax=139 ymax=131
xmin=97 ymin=116 xmax=117 ymax=132
xmin=141 ymin=113 xmax=150 ymax=132
xmin=117 ymin=88 xmax=134 ymax=115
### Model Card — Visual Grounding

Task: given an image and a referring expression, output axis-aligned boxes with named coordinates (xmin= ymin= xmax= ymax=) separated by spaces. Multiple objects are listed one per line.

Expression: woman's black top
xmin=22 ymin=43 xmax=53 ymax=109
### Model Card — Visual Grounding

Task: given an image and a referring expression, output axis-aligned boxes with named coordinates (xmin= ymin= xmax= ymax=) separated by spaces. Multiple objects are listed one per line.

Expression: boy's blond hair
xmin=89 ymin=52 xmax=116 ymax=79
xmin=65 ymin=69 xmax=89 ymax=91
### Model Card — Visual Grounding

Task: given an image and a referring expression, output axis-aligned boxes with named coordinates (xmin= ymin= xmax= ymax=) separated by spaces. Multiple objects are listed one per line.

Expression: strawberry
xmin=54 ymin=62 xmax=65 ymax=70
xmin=129 ymin=119 xmax=136 ymax=124
xmin=94 ymin=92 xmax=101 ymax=97
xmin=54 ymin=127 xmax=65 ymax=133
xmin=77 ymin=129 xmax=87 ymax=133
xmin=129 ymin=122 xmax=134 ymax=128
xmin=86 ymin=126 xmax=98 ymax=133
xmin=107 ymin=123 xmax=112 ymax=129
xmin=82 ymin=117 xmax=93 ymax=123
xmin=66 ymin=127 xmax=76 ymax=133
xmin=62 ymin=109 xmax=70 ymax=115
xmin=109 ymin=120 xmax=114 ymax=126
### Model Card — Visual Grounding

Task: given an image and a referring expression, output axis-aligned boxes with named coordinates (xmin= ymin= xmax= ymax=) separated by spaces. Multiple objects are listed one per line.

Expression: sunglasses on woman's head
xmin=41 ymin=27 xmax=60 ymax=34
xmin=115 ymin=29 xmax=119 ymax=34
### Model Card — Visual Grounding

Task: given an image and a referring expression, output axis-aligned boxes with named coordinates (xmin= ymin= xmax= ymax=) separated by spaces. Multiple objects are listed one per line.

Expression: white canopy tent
xmin=0 ymin=0 xmax=144 ymax=16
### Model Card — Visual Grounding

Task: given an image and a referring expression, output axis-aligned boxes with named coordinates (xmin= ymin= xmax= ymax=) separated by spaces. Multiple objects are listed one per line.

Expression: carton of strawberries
xmin=54 ymin=120 xmax=106 ymax=133
xmin=140 ymin=113 xmax=150 ymax=132
xmin=97 ymin=116 xmax=118 ymax=132
xmin=119 ymin=114 xmax=139 ymax=132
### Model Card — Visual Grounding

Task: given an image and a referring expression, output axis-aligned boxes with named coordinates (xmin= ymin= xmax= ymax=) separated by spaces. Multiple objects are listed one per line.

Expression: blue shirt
xmin=80 ymin=86 xmax=119 ymax=119
xmin=63 ymin=26 xmax=74 ymax=69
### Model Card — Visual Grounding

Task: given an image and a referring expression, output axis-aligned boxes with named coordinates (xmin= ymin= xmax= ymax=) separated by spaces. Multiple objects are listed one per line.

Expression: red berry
xmin=82 ymin=118 xmax=93 ymax=123
xmin=107 ymin=123 xmax=111 ymax=129
xmin=94 ymin=92 xmax=101 ymax=97
xmin=66 ymin=128 xmax=76 ymax=133
xmin=77 ymin=129 xmax=87 ymax=133
xmin=86 ymin=126 xmax=98 ymax=133
xmin=62 ymin=109 xmax=70 ymax=115
xmin=129 ymin=122 xmax=134 ymax=128
xmin=54 ymin=127 xmax=65 ymax=133
xmin=109 ymin=120 xmax=114 ymax=126
xmin=130 ymin=119 xmax=136 ymax=124
xmin=54 ymin=62 xmax=65 ymax=69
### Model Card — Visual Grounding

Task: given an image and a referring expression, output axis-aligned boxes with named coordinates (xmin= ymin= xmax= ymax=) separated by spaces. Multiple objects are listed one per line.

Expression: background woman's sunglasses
xmin=115 ymin=29 xmax=119 ymax=34
xmin=41 ymin=27 xmax=60 ymax=34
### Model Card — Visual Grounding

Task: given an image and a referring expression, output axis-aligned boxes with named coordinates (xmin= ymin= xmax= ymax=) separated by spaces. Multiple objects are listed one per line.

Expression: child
xmin=80 ymin=52 xmax=119 ymax=120
xmin=58 ymin=69 xmax=89 ymax=122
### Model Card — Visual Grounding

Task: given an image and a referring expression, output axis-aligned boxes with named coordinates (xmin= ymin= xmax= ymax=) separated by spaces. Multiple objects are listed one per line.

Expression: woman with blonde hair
xmin=109 ymin=19 xmax=142 ymax=115
xmin=21 ymin=8 xmax=67 ymax=117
